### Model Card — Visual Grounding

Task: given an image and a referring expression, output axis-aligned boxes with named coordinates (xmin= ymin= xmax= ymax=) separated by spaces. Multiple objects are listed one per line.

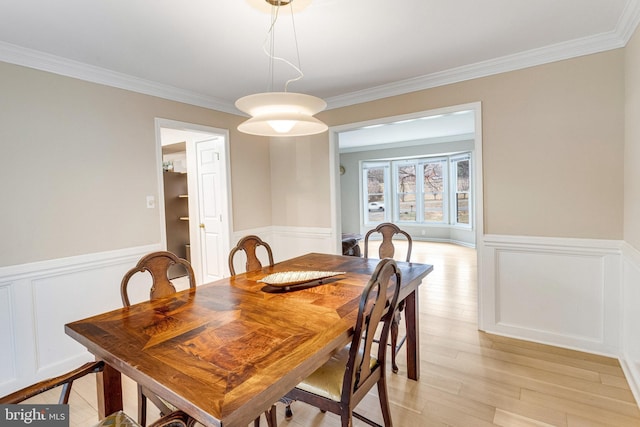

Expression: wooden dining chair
xmin=228 ymin=235 xmax=274 ymax=276
xmin=363 ymin=222 xmax=412 ymax=374
xmin=120 ymin=251 xmax=196 ymax=307
xmin=273 ymin=258 xmax=401 ymax=427
xmin=120 ymin=251 xmax=197 ymax=426
xmin=0 ymin=360 xmax=194 ymax=427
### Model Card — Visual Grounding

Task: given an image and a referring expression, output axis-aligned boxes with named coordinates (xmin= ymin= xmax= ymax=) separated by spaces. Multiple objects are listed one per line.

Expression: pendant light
xmin=236 ymin=0 xmax=327 ymax=137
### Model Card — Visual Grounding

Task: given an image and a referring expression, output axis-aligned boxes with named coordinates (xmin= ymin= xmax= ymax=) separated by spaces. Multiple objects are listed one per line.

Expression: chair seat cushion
xmin=296 ymin=345 xmax=378 ymax=401
xmin=92 ymin=411 xmax=139 ymax=427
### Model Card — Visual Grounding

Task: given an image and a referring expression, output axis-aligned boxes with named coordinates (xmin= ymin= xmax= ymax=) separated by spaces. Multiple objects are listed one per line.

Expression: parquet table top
xmin=65 ymin=252 xmax=433 ymax=427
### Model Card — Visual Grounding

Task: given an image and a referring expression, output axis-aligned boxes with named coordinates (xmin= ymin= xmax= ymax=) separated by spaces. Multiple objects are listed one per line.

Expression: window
xmin=362 ymin=163 xmax=389 ymax=223
xmin=451 ymin=155 xmax=471 ymax=225
xmin=396 ymin=162 xmax=417 ymax=221
xmin=362 ymin=153 xmax=472 ymax=227
xmin=423 ymin=159 xmax=446 ymax=222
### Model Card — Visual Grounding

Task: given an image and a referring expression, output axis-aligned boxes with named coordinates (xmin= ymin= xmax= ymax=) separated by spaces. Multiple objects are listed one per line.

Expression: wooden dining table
xmin=65 ymin=252 xmax=433 ymax=427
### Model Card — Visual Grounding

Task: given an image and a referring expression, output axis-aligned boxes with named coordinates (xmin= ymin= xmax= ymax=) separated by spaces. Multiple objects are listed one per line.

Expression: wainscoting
xmin=0 ymin=244 xmax=161 ymax=396
xmin=0 ymin=228 xmax=337 ymax=397
xmin=480 ymin=234 xmax=623 ymax=355
xmin=3 ymin=229 xmax=640 ymax=410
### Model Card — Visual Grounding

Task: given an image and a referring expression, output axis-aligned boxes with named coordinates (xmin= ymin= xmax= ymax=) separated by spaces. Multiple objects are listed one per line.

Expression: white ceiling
xmin=338 ymin=109 xmax=476 ymax=152
xmin=1 ymin=0 xmax=638 ymax=146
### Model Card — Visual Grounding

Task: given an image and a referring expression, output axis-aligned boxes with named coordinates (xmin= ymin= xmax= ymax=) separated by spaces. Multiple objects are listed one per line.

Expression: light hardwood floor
xmin=29 ymin=242 xmax=640 ymax=426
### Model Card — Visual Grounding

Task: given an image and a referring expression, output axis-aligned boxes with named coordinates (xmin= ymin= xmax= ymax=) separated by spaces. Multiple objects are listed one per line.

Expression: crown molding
xmin=1 ymin=0 xmax=639 ymax=114
xmin=0 ymin=41 xmax=238 ymax=115
xmin=327 ymin=0 xmax=640 ymax=109
xmin=326 ymin=31 xmax=629 ymax=109
xmin=619 ymin=0 xmax=640 ymax=41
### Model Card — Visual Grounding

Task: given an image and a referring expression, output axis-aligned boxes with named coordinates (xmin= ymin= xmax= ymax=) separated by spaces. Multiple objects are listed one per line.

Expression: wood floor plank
xmin=522 ymin=388 xmax=640 ymax=426
xmin=493 ymin=408 xmax=558 ymax=427
xmin=460 ymin=381 xmax=569 ymax=427
xmin=478 ymin=348 xmax=603 ymax=382
xmin=453 ymin=351 xmax=637 ymax=403
xmin=490 ymin=341 xmax=627 ymax=378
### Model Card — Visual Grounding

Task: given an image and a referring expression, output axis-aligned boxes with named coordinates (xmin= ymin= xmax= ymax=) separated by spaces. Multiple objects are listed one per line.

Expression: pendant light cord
xmin=263 ymin=1 xmax=304 ymax=93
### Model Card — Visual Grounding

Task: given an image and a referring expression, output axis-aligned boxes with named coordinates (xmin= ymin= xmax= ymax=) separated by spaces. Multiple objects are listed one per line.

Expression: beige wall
xmin=269 ymin=132 xmax=331 ymax=228
xmin=0 ymin=46 xmax=629 ymax=267
xmin=320 ymin=49 xmax=625 ymax=239
xmin=230 ymin=131 xmax=273 ymax=231
xmin=0 ymin=61 xmax=271 ymax=267
xmin=625 ymin=26 xmax=640 ymax=249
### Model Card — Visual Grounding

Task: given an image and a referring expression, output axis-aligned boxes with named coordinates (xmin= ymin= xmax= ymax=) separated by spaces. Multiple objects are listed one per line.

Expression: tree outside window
xmin=397 ymin=164 xmax=416 ymax=221
xmin=454 ymin=158 xmax=470 ymax=224
xmin=423 ymin=160 xmax=444 ymax=222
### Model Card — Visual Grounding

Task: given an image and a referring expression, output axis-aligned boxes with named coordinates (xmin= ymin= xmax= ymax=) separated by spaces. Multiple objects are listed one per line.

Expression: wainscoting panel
xmin=621 ymin=243 xmax=640 ymax=405
xmin=0 ymin=244 xmax=160 ymax=396
xmin=0 ymin=282 xmax=17 ymax=389
xmin=480 ymin=235 xmax=622 ymax=356
xmin=269 ymin=226 xmax=337 ymax=261
xmin=496 ymin=249 xmax=605 ymax=340
xmin=32 ymin=263 xmax=141 ymax=370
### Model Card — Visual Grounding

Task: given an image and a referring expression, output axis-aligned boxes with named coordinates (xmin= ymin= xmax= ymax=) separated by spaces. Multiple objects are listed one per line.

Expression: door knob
xmin=199 ymin=223 xmax=205 ymax=229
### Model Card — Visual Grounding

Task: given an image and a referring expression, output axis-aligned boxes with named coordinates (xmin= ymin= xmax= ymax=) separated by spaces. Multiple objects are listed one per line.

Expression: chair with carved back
xmin=228 ymin=235 xmax=275 ymax=276
xmin=120 ymin=251 xmax=196 ymax=307
xmin=0 ymin=360 xmax=194 ymax=427
xmin=363 ymin=222 xmax=412 ymax=374
xmin=273 ymin=258 xmax=402 ymax=427
xmin=120 ymin=251 xmax=197 ymax=426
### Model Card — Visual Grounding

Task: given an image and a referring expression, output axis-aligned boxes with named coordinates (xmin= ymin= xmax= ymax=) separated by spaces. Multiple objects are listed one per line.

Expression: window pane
xmin=455 ymin=159 xmax=470 ymax=224
xmin=456 ymin=193 xmax=469 ymax=224
xmin=397 ymin=165 xmax=416 ymax=221
xmin=457 ymin=160 xmax=469 ymax=192
xmin=423 ymin=162 xmax=444 ymax=222
xmin=366 ymin=167 xmax=386 ymax=222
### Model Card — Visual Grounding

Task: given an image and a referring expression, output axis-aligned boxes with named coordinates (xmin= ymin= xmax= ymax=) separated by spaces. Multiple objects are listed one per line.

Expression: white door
xmin=196 ymin=138 xmax=225 ymax=282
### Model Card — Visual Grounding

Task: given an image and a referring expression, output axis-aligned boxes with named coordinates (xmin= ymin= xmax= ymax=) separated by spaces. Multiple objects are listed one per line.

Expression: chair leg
xmin=377 ymin=376 xmax=393 ymax=427
xmin=341 ymin=411 xmax=352 ymax=427
xmin=285 ymin=404 xmax=293 ymax=420
xmin=390 ymin=312 xmax=400 ymax=374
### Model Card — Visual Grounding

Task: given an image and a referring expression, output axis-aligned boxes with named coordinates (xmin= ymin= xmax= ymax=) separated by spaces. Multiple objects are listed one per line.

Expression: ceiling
xmin=1 ymin=0 xmax=638 ymax=146
xmin=338 ymin=109 xmax=476 ymax=152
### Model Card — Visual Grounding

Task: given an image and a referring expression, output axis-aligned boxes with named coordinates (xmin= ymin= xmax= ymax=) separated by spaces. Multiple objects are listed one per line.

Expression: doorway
xmin=155 ymin=119 xmax=233 ymax=283
xmin=328 ymin=102 xmax=484 ymax=322
xmin=330 ymin=102 xmax=483 ymax=240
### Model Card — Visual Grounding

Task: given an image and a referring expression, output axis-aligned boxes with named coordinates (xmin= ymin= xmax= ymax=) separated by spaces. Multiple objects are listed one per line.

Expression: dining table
xmin=65 ymin=252 xmax=433 ymax=427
